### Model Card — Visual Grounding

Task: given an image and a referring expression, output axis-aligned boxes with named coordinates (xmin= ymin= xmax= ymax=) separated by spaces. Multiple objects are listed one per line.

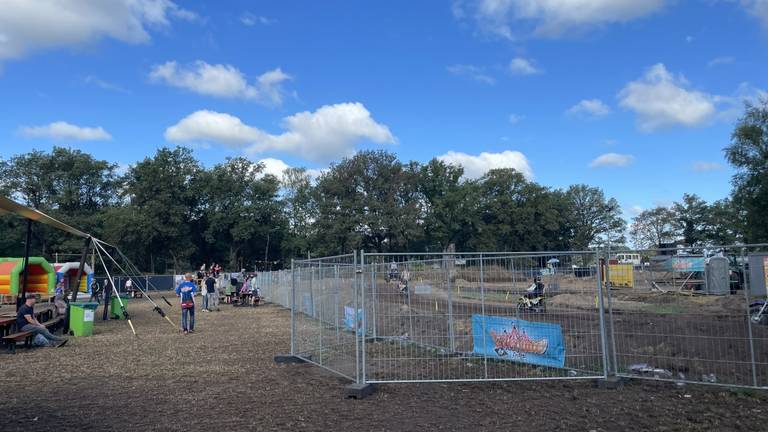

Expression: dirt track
xmin=0 ymin=295 xmax=766 ymax=431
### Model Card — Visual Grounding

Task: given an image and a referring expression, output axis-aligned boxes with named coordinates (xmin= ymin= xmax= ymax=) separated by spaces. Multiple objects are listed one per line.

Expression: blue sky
xmin=1 ymin=0 xmax=766 ymax=219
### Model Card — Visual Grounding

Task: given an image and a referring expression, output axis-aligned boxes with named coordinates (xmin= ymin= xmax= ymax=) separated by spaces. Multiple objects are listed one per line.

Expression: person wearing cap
xmin=16 ymin=296 xmax=68 ymax=347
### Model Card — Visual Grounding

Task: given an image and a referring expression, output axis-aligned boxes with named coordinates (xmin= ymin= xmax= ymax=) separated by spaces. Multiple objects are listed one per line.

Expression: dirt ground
xmin=1 ymin=294 xmax=766 ymax=432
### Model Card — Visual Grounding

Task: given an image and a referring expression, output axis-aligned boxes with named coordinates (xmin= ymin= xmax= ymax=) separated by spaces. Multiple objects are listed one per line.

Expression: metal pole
xmin=360 ymin=250 xmax=367 ymax=384
xmin=742 ymin=249 xmax=758 ymax=387
xmin=335 ymin=264 xmax=340 ymax=344
xmin=371 ymin=260 xmax=377 ymax=339
xmin=310 ymin=263 xmax=315 ymax=318
xmin=480 ymin=254 xmax=488 ymax=379
xmin=18 ymin=219 xmax=32 ymax=311
xmin=353 ymin=251 xmax=361 ymax=384
xmin=290 ymin=259 xmax=296 ymax=356
xmin=446 ymin=257 xmax=456 ymax=353
xmin=604 ymin=248 xmax=619 ymax=374
xmin=318 ymin=264 xmax=323 ymax=366
xmin=596 ymin=250 xmax=610 ymax=379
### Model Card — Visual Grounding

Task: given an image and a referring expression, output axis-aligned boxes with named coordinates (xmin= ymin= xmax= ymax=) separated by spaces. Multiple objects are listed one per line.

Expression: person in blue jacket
xmin=176 ymin=273 xmax=197 ymax=334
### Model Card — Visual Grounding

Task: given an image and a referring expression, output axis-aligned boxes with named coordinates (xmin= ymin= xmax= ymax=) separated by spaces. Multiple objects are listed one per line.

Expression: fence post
xmin=479 ymin=253 xmax=488 ymax=379
xmin=595 ymin=250 xmax=610 ymax=379
xmin=290 ymin=259 xmax=296 ymax=356
xmin=310 ymin=263 xmax=315 ymax=318
xmin=371 ymin=259 xmax=377 ymax=340
xmin=603 ymin=249 xmax=619 ymax=375
xmin=360 ymin=250 xmax=367 ymax=384
xmin=318 ymin=264 xmax=324 ymax=366
xmin=446 ymin=256 xmax=456 ymax=353
xmin=353 ymin=250 xmax=361 ymax=384
xmin=334 ymin=264 xmax=340 ymax=344
xmin=742 ymin=249 xmax=759 ymax=387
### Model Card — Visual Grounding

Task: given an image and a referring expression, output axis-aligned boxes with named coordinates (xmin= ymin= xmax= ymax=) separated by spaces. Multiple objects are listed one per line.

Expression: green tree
xmin=281 ymin=167 xmax=316 ymax=259
xmin=705 ymin=198 xmax=743 ymax=245
xmin=724 ymin=99 xmax=768 ymax=243
xmin=564 ymin=184 xmax=626 ymax=249
xmin=418 ymin=159 xmax=478 ymax=251
xmin=200 ymin=157 xmax=283 ymax=269
xmin=672 ymin=193 xmax=710 ymax=246
xmin=121 ymin=147 xmax=203 ymax=273
xmin=629 ymin=207 xmax=679 ymax=249
xmin=474 ymin=168 xmax=569 ymax=251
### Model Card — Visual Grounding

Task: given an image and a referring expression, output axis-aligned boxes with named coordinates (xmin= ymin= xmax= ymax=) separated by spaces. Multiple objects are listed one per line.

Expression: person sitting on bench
xmin=17 ymin=297 xmax=67 ymax=347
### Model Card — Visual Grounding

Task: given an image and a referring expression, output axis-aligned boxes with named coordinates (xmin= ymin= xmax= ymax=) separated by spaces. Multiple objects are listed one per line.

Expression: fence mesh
xmin=257 ymin=246 xmax=768 ymax=390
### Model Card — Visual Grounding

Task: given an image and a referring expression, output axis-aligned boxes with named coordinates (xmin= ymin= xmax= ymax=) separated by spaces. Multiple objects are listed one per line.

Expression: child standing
xmin=176 ymin=273 xmax=197 ymax=334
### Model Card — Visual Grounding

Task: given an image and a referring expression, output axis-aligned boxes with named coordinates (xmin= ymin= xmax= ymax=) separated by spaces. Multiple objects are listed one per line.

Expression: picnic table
xmin=0 ymin=317 xmax=15 ymax=338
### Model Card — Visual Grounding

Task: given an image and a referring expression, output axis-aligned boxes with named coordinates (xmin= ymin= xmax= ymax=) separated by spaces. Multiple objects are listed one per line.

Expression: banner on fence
xmin=302 ymin=293 xmax=313 ymax=315
xmin=472 ymin=315 xmax=565 ymax=368
xmin=343 ymin=306 xmax=364 ymax=335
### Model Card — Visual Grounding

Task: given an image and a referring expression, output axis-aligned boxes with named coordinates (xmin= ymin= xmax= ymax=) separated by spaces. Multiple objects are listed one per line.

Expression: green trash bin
xmin=69 ymin=302 xmax=99 ymax=337
xmin=110 ymin=295 xmax=130 ymax=319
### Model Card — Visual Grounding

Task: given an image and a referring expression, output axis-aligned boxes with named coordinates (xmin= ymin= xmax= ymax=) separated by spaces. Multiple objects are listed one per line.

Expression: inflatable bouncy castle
xmin=0 ymin=257 xmax=56 ymax=297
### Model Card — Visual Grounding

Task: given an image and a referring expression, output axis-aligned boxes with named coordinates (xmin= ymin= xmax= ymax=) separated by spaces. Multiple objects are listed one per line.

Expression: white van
xmin=615 ymin=253 xmax=642 ymax=267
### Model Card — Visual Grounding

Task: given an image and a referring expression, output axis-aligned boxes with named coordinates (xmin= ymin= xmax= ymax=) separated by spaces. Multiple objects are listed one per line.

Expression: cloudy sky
xmin=0 ymin=0 xmax=766 ymax=218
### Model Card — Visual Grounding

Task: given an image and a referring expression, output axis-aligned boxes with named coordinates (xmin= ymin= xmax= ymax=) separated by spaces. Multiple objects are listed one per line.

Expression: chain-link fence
xmin=262 ymin=246 xmax=768 ymax=390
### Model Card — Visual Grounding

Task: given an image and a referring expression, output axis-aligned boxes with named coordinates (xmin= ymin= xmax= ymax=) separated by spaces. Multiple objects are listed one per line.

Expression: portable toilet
xmin=705 ymin=256 xmax=729 ymax=295
xmin=0 ymin=257 xmax=56 ymax=297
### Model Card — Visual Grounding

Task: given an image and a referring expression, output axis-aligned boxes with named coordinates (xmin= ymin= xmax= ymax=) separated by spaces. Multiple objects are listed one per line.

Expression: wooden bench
xmin=2 ymin=317 xmax=64 ymax=354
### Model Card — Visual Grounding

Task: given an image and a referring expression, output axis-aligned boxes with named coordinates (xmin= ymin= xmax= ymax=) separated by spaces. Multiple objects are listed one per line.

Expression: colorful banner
xmin=763 ymin=257 xmax=768 ymax=291
xmin=343 ymin=306 xmax=364 ymax=335
xmin=472 ymin=315 xmax=565 ymax=368
xmin=666 ymin=256 xmax=705 ymax=273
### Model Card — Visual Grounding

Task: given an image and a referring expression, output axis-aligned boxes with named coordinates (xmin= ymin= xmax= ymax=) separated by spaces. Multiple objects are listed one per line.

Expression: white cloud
xmin=685 ymin=35 xmax=694 ymax=43
xmin=454 ymin=0 xmax=666 ymax=39
xmin=0 ymin=0 xmax=197 ymax=62
xmin=742 ymin=0 xmax=768 ymax=29
xmin=692 ymin=161 xmax=724 ymax=172
xmin=240 ymin=12 xmax=275 ymax=26
xmin=165 ymin=110 xmax=262 ymax=148
xmin=165 ymin=103 xmax=396 ymax=163
xmin=149 ymin=61 xmax=291 ymax=105
xmin=618 ymin=63 xmax=716 ymax=131
xmin=567 ymin=98 xmax=611 ymax=117
xmin=19 ymin=121 xmax=112 ymax=141
xmin=437 ymin=150 xmax=533 ymax=179
xmin=257 ymin=158 xmax=324 ymax=180
xmin=589 ymin=153 xmax=634 ymax=168
xmin=447 ymin=64 xmax=496 ymax=84
xmin=508 ymin=114 xmax=524 ymax=124
xmin=84 ymin=75 xmax=128 ymax=93
xmin=707 ymin=56 xmax=735 ymax=68
xmin=625 ymin=205 xmax=644 ymax=217
xmin=509 ymin=57 xmax=541 ymax=75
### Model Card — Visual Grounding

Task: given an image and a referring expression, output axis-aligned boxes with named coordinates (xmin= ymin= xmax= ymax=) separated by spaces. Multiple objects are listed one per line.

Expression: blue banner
xmin=302 ymin=293 xmax=313 ymax=315
xmin=472 ymin=315 xmax=565 ymax=368
xmin=343 ymin=306 xmax=364 ymax=335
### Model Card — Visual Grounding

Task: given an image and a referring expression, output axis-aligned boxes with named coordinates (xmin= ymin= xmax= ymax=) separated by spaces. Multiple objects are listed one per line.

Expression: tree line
xmin=1 ymin=101 xmax=765 ymax=272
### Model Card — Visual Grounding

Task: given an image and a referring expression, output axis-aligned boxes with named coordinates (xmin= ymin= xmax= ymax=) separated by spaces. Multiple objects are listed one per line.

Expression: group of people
xmin=175 ymin=266 xmax=262 ymax=334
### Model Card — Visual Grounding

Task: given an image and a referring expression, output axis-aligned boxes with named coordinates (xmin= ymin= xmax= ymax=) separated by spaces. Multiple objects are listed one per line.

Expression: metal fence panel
xmin=262 ymin=245 xmax=768 ymax=390
xmin=605 ymin=245 xmax=768 ymax=388
xmin=291 ymin=254 xmax=360 ymax=382
xmin=361 ymin=251 xmax=607 ymax=383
